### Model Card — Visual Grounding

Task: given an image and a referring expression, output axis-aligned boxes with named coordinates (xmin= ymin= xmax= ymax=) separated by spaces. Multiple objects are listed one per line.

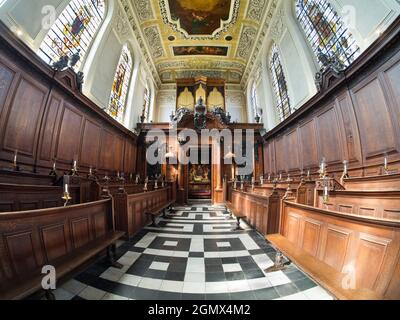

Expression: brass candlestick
xmin=319 ymin=158 xmax=327 ymax=179
xmin=71 ymin=160 xmax=78 ymax=176
xmin=340 ymin=160 xmax=349 ymax=183
xmin=383 ymin=156 xmax=389 ymax=175
xmin=62 ymin=183 xmax=72 ymax=207
xmin=12 ymin=150 xmax=18 ymax=171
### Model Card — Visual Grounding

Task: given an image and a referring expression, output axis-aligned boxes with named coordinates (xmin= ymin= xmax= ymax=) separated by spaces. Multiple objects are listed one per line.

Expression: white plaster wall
xmin=226 ymin=89 xmax=246 ymax=123
xmin=156 ymin=88 xmax=176 ymax=122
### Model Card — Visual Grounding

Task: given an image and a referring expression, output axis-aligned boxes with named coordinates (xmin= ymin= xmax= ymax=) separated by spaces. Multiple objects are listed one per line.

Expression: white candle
xmin=324 ymin=186 xmax=328 ymax=197
xmin=343 ymin=161 xmax=348 ymax=174
xmin=64 ymin=183 xmax=69 ymax=193
xmin=384 ymin=157 xmax=388 ymax=168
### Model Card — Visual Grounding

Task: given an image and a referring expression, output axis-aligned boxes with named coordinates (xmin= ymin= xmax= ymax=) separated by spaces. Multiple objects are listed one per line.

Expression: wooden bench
xmin=113 ymin=186 xmax=176 ymax=238
xmin=228 ymin=189 xmax=280 ymax=235
xmin=146 ymin=200 xmax=174 ymax=227
xmin=266 ymin=234 xmax=382 ymax=300
xmin=273 ymin=200 xmax=400 ymax=300
xmin=0 ymin=199 xmax=124 ymax=300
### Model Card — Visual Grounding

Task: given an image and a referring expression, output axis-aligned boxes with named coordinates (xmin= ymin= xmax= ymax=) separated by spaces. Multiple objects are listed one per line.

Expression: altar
xmin=188 ymin=164 xmax=211 ymax=199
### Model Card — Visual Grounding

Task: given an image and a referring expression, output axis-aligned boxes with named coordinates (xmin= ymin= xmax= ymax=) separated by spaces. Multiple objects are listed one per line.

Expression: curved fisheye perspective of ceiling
xmin=134 ymin=0 xmax=263 ymax=85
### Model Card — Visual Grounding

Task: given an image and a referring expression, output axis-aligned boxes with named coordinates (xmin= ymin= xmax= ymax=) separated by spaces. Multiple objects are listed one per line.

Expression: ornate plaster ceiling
xmin=124 ymin=0 xmax=279 ymax=86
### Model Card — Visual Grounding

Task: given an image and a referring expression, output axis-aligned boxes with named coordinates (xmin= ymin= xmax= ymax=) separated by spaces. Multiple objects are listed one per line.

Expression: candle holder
xmin=306 ymin=169 xmax=311 ymax=181
xmin=251 ymin=177 xmax=255 ymax=191
xmin=383 ymin=156 xmax=389 ymax=175
xmin=322 ymin=177 xmax=330 ymax=204
xmin=260 ymin=175 xmax=264 ymax=185
xmin=88 ymin=166 xmax=96 ymax=179
xmin=233 ymin=178 xmax=237 ymax=190
xmin=154 ymin=179 xmax=159 ymax=190
xmin=135 ymin=174 xmax=140 ymax=185
xmin=319 ymin=158 xmax=327 ymax=179
xmin=340 ymin=160 xmax=349 ymax=183
xmin=62 ymin=176 xmax=72 ymax=207
xmin=49 ymin=159 xmax=57 ymax=176
xmin=12 ymin=150 xmax=19 ymax=171
xmin=71 ymin=160 xmax=79 ymax=176
xmin=143 ymin=177 xmax=149 ymax=192
xmin=267 ymin=173 xmax=271 ymax=182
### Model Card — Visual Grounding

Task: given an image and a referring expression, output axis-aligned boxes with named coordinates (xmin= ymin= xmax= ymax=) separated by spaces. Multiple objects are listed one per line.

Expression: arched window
xmin=108 ymin=45 xmax=133 ymax=123
xmin=269 ymin=44 xmax=291 ymax=122
xmin=250 ymin=82 xmax=259 ymax=121
xmin=0 ymin=0 xmax=7 ymax=8
xmin=38 ymin=0 xmax=106 ymax=69
xmin=296 ymin=0 xmax=360 ymax=67
xmin=142 ymin=85 xmax=151 ymax=122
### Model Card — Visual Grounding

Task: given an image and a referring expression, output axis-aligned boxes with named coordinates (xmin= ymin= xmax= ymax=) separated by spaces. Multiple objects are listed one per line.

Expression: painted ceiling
xmin=124 ymin=0 xmax=277 ymax=86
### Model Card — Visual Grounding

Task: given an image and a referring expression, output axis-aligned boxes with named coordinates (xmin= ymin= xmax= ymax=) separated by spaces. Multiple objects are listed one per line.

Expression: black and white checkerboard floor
xmin=54 ymin=204 xmax=334 ymax=300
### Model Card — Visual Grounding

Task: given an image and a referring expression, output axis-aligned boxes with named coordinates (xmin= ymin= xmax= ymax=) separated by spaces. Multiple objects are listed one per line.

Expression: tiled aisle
xmin=55 ymin=204 xmax=334 ymax=300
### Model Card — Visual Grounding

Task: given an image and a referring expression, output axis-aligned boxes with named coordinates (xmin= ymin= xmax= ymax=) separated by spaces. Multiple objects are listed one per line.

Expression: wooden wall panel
xmin=299 ymin=120 xmax=318 ymax=170
xmin=274 ymin=137 xmax=286 ymax=173
xmin=41 ymin=224 xmax=68 ymax=261
xmin=56 ymin=105 xmax=83 ymax=163
xmin=0 ymin=61 xmax=15 ymax=114
xmin=351 ymin=78 xmax=398 ymax=160
xmin=355 ymin=234 xmax=389 ymax=290
xmin=302 ymin=220 xmax=322 ymax=256
xmin=286 ymin=129 xmax=300 ymax=172
xmin=80 ymin=119 xmax=101 ymax=168
xmin=336 ymin=92 xmax=362 ymax=164
xmin=114 ymin=135 xmax=124 ymax=171
xmin=38 ymin=96 xmax=61 ymax=163
xmin=5 ymin=232 xmax=38 ymax=275
xmin=2 ymin=77 xmax=47 ymax=164
xmin=315 ymin=107 xmax=343 ymax=165
xmin=322 ymin=227 xmax=350 ymax=270
xmin=99 ymin=130 xmax=115 ymax=171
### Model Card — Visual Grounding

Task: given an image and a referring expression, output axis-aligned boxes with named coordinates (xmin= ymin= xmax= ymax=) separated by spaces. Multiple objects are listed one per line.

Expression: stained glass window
xmin=143 ymin=86 xmax=151 ymax=122
xmin=250 ymin=82 xmax=259 ymax=121
xmin=296 ymin=0 xmax=360 ymax=67
xmin=269 ymin=44 xmax=292 ymax=122
xmin=108 ymin=45 xmax=133 ymax=122
xmin=38 ymin=0 xmax=105 ymax=69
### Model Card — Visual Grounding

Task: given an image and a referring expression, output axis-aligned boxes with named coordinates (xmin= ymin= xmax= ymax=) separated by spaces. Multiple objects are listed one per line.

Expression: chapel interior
xmin=0 ymin=0 xmax=399 ymax=301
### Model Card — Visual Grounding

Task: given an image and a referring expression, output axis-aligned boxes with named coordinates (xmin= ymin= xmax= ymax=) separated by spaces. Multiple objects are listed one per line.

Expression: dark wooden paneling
xmin=56 ymin=105 xmax=84 ymax=163
xmin=299 ymin=119 xmax=318 ymax=170
xmin=1 ymin=76 xmax=48 ymax=166
xmin=351 ymin=78 xmax=397 ymax=160
xmin=80 ymin=119 xmax=101 ymax=168
xmin=315 ymin=106 xmax=343 ymax=165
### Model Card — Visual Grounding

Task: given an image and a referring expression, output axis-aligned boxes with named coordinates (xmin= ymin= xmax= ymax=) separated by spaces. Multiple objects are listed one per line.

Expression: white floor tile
xmin=222 ymin=263 xmax=242 ymax=273
xmin=138 ymin=277 xmax=163 ymax=290
xmin=61 ymin=279 xmax=87 ymax=296
xmin=149 ymin=261 xmax=170 ymax=271
xmin=119 ymin=274 xmax=142 ymax=287
xmin=160 ymin=280 xmax=184 ymax=293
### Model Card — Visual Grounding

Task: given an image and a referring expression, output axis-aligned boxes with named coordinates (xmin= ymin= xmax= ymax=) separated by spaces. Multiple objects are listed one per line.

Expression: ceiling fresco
xmin=168 ymin=0 xmax=233 ymax=36
xmin=125 ymin=0 xmax=276 ymax=85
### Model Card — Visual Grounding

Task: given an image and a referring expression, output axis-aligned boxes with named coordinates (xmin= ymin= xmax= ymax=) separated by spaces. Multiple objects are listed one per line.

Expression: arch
xmin=295 ymin=0 xmax=360 ymax=67
xmin=269 ymin=43 xmax=292 ymax=122
xmin=107 ymin=44 xmax=133 ymax=123
xmin=38 ymin=0 xmax=106 ymax=70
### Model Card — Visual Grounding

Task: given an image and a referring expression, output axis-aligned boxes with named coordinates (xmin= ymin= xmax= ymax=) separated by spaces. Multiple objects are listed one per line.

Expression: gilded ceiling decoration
xmin=125 ymin=0 xmax=277 ymax=85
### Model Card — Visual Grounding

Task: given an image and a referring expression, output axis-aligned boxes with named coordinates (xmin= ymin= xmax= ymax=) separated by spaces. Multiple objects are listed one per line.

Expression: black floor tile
xmin=274 ymin=283 xmax=300 ymax=297
xmin=254 ymin=287 xmax=280 ymax=300
xmin=294 ymin=278 xmax=317 ymax=291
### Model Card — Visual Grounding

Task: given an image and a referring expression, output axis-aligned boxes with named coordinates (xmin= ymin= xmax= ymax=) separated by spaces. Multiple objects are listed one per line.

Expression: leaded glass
xmin=108 ymin=45 xmax=133 ymax=122
xmin=38 ymin=0 xmax=105 ymax=69
xmin=143 ymin=87 xmax=151 ymax=122
xmin=269 ymin=44 xmax=292 ymax=122
xmin=296 ymin=0 xmax=360 ymax=67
